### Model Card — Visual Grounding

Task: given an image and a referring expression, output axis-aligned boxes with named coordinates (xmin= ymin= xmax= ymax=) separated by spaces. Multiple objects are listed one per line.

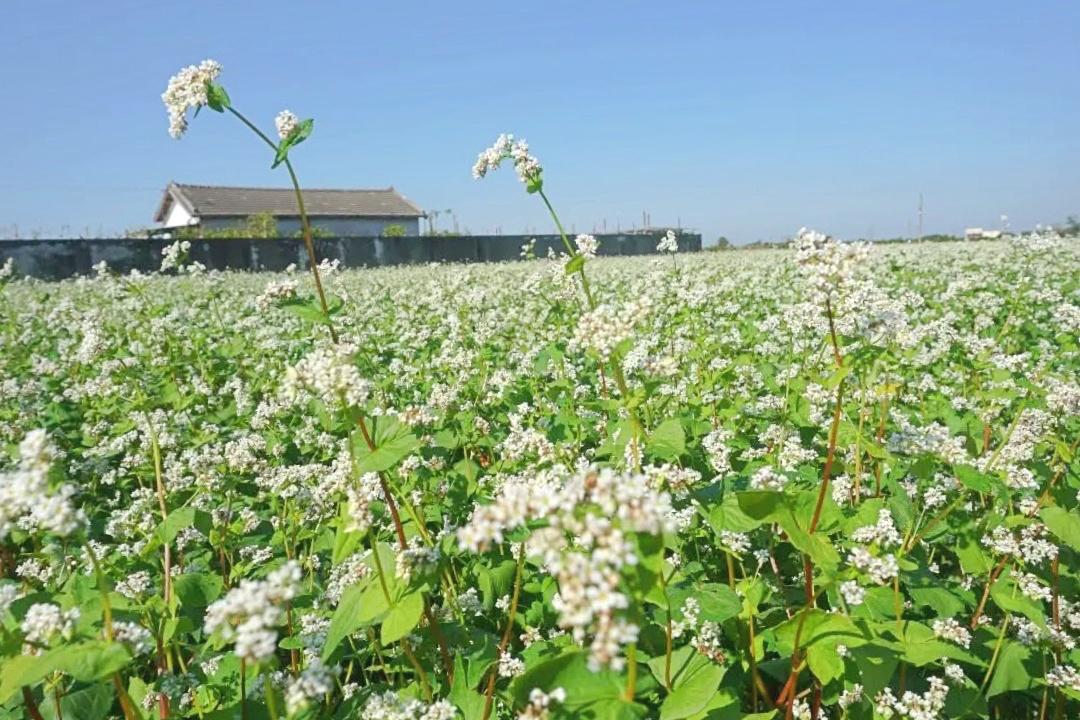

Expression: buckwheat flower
xmin=285 ymin=658 xmax=334 ymax=715
xmin=162 ymin=59 xmax=223 ymax=138
xmin=518 ymin=687 xmax=566 ymax=720
xmin=497 ymin=649 xmax=526 ymax=678
xmin=203 ymin=561 xmax=301 ymax=662
xmin=275 ymin=110 xmax=300 ymax=140
xmin=282 ymin=342 xmax=372 ymax=409
xmin=838 ymin=684 xmax=863 ymax=708
xmin=840 ymin=580 xmax=865 ymax=606
xmin=1046 ymin=664 xmax=1080 ymax=692
xmin=160 ymin=239 xmax=191 ymax=272
xmin=932 ymin=618 xmax=972 ymax=649
xmin=114 ymin=620 xmax=154 ymax=655
xmin=574 ymin=233 xmax=599 ymax=259
xmin=851 ymin=509 xmax=902 ymax=548
xmin=256 ymin=279 xmax=298 ymax=310
xmin=116 ymin=570 xmax=153 ymax=599
xmin=657 ymin=229 xmax=679 ymax=253
xmin=0 ymin=584 xmax=20 ymax=616
xmin=749 ymin=466 xmax=788 ymax=491
xmin=719 ymin=530 xmax=750 ymax=554
xmin=943 ymin=662 xmax=966 ymax=685
xmin=472 ymin=132 xmax=542 ymax=184
xmin=21 ymin=603 xmax=79 ymax=648
xmin=0 ymin=429 xmax=86 ymax=540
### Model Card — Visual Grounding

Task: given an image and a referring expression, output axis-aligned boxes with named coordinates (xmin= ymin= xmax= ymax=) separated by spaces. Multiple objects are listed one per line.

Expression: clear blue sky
xmin=2 ymin=1 xmax=1077 ymax=243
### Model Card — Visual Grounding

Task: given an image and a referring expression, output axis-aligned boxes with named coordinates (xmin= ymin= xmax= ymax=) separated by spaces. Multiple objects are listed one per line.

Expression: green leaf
xmin=0 ymin=653 xmax=61 ymax=703
xmin=53 ymin=641 xmax=132 ymax=682
xmin=290 ymin=118 xmax=314 ymax=147
xmin=511 ymin=651 xmax=625 ymax=710
xmin=564 ymin=254 xmax=585 ymax=275
xmin=205 ymin=83 xmax=230 ymax=112
xmin=847 ymin=645 xmax=898 ymax=698
xmin=40 ymin=682 xmax=113 ymax=720
xmin=280 ymin=298 xmax=329 ymax=324
xmin=450 ymin=655 xmax=486 ymax=719
xmin=646 ymin=418 xmax=686 ymax=460
xmin=381 ymin=590 xmax=425 ymax=644
xmin=707 ymin=494 xmax=761 ymax=534
xmin=352 ymin=417 xmax=419 ymax=473
xmin=955 ymin=465 xmax=995 ymax=493
xmin=695 ymin=585 xmax=743 ymax=624
xmin=659 ymin=661 xmax=725 ymax=720
xmin=158 ymin=507 xmax=211 ymax=544
xmin=987 ymin=641 xmax=1036 ymax=698
xmin=1040 ymin=505 xmax=1080 ymax=551
xmin=806 ymin=642 xmax=844 ymax=685
xmin=173 ymin=572 xmax=223 ymax=609
xmin=324 ymin=579 xmax=384 ymax=658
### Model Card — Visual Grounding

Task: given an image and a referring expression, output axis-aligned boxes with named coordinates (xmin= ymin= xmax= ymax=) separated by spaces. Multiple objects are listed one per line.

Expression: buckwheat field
xmin=1 ymin=60 xmax=1079 ymax=720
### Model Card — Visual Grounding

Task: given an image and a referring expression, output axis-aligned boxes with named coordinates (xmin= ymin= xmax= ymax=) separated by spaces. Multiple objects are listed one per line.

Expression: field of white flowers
xmin=1 ymin=233 xmax=1078 ymax=720
xmin=2 ymin=58 xmax=1080 ymax=720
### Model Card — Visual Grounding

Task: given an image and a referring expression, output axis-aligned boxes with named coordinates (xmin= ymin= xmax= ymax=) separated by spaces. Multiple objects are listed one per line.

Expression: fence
xmin=0 ymin=232 xmax=702 ymax=280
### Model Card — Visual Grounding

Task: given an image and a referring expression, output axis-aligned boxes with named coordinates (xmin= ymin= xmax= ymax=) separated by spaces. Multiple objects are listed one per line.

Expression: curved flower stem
xmin=970 ymin=556 xmax=1009 ymax=629
xmin=624 ymin=644 xmax=638 ymax=701
xmin=87 ymin=546 xmax=138 ymax=720
xmin=482 ymin=546 xmax=526 ymax=720
xmin=536 ymin=187 xmax=645 ymax=462
xmin=22 ymin=688 xmax=45 ymax=720
xmin=225 ymin=106 xmax=337 ymax=343
xmin=779 ymin=297 xmax=845 ymax=717
xmin=356 ymin=415 xmax=454 ymax=680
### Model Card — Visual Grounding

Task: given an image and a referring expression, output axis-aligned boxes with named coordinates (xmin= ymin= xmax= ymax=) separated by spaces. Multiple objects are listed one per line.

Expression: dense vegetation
xmin=1 ymin=233 xmax=1078 ymax=720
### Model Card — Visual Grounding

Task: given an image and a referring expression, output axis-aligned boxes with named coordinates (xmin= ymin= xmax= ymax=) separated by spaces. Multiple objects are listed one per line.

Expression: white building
xmin=154 ymin=182 xmax=425 ymax=236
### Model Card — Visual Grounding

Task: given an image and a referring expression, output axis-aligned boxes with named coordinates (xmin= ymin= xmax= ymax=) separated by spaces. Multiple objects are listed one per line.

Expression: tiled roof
xmin=155 ymin=182 xmax=424 ymax=221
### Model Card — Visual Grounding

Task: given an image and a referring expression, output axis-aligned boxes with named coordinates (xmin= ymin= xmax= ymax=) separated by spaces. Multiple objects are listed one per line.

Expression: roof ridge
xmin=173 ymin=183 xmax=398 ymax=193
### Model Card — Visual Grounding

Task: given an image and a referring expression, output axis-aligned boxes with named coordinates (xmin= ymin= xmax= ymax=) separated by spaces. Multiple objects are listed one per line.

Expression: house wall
xmin=200 ymin=216 xmax=421 ymax=236
xmin=163 ymin=202 xmax=194 ymax=228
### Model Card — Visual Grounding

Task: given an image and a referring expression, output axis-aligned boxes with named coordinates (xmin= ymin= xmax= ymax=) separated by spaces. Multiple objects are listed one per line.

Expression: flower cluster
xmin=203 ymin=561 xmax=301 ymax=662
xmin=162 ymin=59 xmax=222 ymax=138
xmin=472 ymin=133 xmax=542 ymax=184
xmin=0 ymin=429 xmax=85 ymax=539
xmin=275 ymin=110 xmax=300 ymax=140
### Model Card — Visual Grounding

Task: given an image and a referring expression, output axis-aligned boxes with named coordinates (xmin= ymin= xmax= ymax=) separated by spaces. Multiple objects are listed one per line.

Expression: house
xmin=154 ymin=182 xmax=424 ymax=236
xmin=964 ymin=227 xmax=1004 ymax=241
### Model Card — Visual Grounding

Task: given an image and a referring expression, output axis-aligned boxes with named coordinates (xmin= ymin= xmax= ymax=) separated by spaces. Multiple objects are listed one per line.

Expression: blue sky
xmin=1 ymin=1 xmax=1077 ymax=243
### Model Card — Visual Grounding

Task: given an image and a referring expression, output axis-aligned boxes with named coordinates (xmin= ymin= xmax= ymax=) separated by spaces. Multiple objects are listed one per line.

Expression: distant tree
xmin=294 ymin=225 xmax=334 ymax=239
xmin=244 ymin=212 xmax=279 ymax=238
xmin=1065 ymin=215 xmax=1080 ymax=235
xmin=712 ymin=236 xmax=731 ymax=250
xmin=382 ymin=224 xmax=407 ymax=237
xmin=177 ymin=213 xmax=280 ymax=239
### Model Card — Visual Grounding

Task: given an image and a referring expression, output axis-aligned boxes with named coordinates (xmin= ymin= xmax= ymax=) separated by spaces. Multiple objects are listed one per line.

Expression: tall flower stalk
xmin=473 ymin=133 xmax=646 ymax=465
xmin=162 ymin=60 xmax=337 ymax=343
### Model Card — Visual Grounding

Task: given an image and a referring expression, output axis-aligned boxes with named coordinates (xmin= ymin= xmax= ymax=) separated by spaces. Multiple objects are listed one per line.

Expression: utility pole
xmin=917 ymin=193 xmax=923 ymax=243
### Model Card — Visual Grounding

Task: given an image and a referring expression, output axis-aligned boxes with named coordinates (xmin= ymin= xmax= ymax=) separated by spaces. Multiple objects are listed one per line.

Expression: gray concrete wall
xmin=0 ymin=232 xmax=702 ymax=280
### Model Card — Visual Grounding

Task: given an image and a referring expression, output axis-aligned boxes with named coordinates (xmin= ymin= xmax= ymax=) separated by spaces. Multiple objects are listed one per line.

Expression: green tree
xmin=382 ymin=224 xmax=407 ymax=237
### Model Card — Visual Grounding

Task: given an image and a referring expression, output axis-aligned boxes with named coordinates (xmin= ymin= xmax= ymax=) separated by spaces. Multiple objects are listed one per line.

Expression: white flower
xmin=574 ymin=234 xmax=599 ymax=258
xmin=162 ymin=59 xmax=223 ymax=138
xmin=932 ymin=617 xmax=972 ymax=649
xmin=472 ymin=133 xmax=542 ymax=184
xmin=203 ymin=561 xmax=301 ymax=662
xmin=657 ymin=230 xmax=679 ymax=253
xmin=840 ymin=580 xmax=865 ymax=606
xmin=275 ymin=110 xmax=300 ymax=140
xmin=21 ymin=604 xmax=79 ymax=647
xmin=0 ymin=429 xmax=85 ymax=540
